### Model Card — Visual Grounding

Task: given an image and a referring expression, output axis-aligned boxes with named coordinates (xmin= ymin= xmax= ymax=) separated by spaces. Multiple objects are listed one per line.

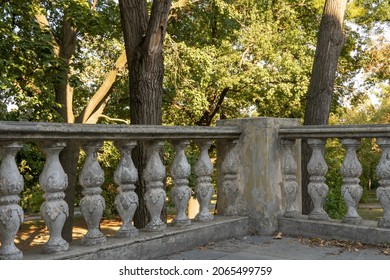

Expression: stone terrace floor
xmin=163 ymin=234 xmax=390 ymax=260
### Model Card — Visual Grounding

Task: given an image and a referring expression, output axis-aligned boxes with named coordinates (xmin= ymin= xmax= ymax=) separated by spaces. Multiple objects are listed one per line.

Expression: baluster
xmin=281 ymin=139 xmax=299 ymax=218
xmin=307 ymin=139 xmax=329 ymax=220
xmin=170 ymin=140 xmax=191 ymax=226
xmin=194 ymin=141 xmax=214 ymax=222
xmin=0 ymin=142 xmax=24 ymax=260
xmin=144 ymin=141 xmax=166 ymax=232
xmin=79 ymin=142 xmax=106 ymax=245
xmin=222 ymin=140 xmax=239 ymax=216
xmin=340 ymin=139 xmax=363 ymax=224
xmin=114 ymin=141 xmax=139 ymax=237
xmin=376 ymin=138 xmax=390 ymax=228
xmin=39 ymin=141 xmax=69 ymax=253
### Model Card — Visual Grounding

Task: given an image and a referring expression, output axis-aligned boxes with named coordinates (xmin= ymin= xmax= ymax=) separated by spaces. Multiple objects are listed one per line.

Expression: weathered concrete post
xmin=0 ymin=142 xmax=24 ymax=260
xmin=170 ymin=140 xmax=192 ymax=227
xmin=340 ymin=138 xmax=363 ymax=225
xmin=376 ymin=138 xmax=390 ymax=228
xmin=39 ymin=141 xmax=69 ymax=253
xmin=79 ymin=142 xmax=106 ymax=245
xmin=114 ymin=141 xmax=139 ymax=238
xmin=194 ymin=140 xmax=214 ymax=222
xmin=281 ymin=139 xmax=300 ymax=218
xmin=217 ymin=118 xmax=301 ymax=234
xmin=144 ymin=141 xmax=166 ymax=232
xmin=307 ymin=139 xmax=329 ymax=221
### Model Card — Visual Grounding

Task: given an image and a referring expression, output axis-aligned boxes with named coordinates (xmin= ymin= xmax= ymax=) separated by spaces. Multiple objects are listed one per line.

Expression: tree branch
xmin=196 ymin=87 xmax=230 ymax=126
xmin=84 ymin=93 xmax=111 ymax=124
xmin=77 ymin=50 xmax=127 ymax=123
xmin=208 ymin=86 xmax=230 ymax=123
xmin=34 ymin=13 xmax=60 ymax=57
xmin=91 ymin=0 xmax=98 ymax=10
xmin=99 ymin=114 xmax=130 ymax=124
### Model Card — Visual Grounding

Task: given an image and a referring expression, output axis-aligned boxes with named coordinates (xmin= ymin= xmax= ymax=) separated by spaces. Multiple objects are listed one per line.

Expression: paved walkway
xmin=164 ymin=234 xmax=390 ymax=260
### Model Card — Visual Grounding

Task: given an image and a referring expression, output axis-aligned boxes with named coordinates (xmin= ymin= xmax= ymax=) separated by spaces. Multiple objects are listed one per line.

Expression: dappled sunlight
xmin=13 ymin=215 xmax=179 ymax=251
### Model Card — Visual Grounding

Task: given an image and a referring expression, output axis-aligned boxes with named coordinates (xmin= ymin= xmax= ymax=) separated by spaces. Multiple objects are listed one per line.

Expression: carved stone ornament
xmin=281 ymin=139 xmax=299 ymax=218
xmin=79 ymin=142 xmax=106 ymax=245
xmin=307 ymin=139 xmax=329 ymax=220
xmin=222 ymin=140 xmax=239 ymax=216
xmin=376 ymin=138 xmax=390 ymax=228
xmin=114 ymin=141 xmax=139 ymax=237
xmin=340 ymin=139 xmax=363 ymax=225
xmin=194 ymin=141 xmax=214 ymax=222
xmin=0 ymin=142 xmax=24 ymax=260
xmin=143 ymin=141 xmax=166 ymax=232
xmin=39 ymin=141 xmax=69 ymax=253
xmin=170 ymin=140 xmax=191 ymax=227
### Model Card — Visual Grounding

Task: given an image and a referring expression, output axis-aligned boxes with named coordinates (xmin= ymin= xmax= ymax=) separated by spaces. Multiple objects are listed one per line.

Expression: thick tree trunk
xmin=54 ymin=16 xmax=78 ymax=242
xmin=119 ymin=0 xmax=172 ymax=228
xmin=302 ymin=0 xmax=347 ymax=214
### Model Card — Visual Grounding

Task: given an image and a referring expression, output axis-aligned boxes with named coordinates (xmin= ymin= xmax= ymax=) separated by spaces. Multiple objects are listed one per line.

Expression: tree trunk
xmin=302 ymin=0 xmax=347 ymax=214
xmin=119 ymin=0 xmax=172 ymax=228
xmin=54 ymin=16 xmax=78 ymax=242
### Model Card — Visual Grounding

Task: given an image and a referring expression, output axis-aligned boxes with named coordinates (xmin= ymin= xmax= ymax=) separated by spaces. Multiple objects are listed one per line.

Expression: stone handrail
xmin=279 ymin=124 xmax=390 ymax=229
xmin=279 ymin=123 xmax=390 ymax=138
xmin=0 ymin=121 xmax=241 ymax=140
xmin=0 ymin=121 xmax=242 ymax=260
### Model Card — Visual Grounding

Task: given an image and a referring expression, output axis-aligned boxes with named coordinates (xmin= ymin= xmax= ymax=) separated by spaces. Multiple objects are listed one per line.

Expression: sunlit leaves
xmin=164 ymin=0 xmax=320 ymax=125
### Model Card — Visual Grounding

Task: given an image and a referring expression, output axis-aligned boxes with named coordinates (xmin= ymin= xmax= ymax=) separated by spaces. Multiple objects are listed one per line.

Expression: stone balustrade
xmin=0 ymin=121 xmax=241 ymax=260
xmin=4 ymin=119 xmax=389 ymax=259
xmin=279 ymin=124 xmax=390 ymax=230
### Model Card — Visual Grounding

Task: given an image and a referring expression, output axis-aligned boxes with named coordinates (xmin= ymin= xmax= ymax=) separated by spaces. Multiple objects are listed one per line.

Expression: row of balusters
xmin=282 ymin=138 xmax=390 ymax=227
xmin=0 ymin=139 xmax=239 ymax=260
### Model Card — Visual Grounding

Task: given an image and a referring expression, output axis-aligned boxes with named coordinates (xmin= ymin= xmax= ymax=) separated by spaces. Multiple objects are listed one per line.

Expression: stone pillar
xmin=281 ymin=139 xmax=299 ymax=218
xmin=114 ymin=141 xmax=139 ymax=237
xmin=376 ymin=138 xmax=390 ymax=228
xmin=217 ymin=118 xmax=301 ymax=234
xmin=0 ymin=142 xmax=24 ymax=260
xmin=170 ymin=140 xmax=191 ymax=227
xmin=194 ymin=140 xmax=214 ymax=222
xmin=307 ymin=139 xmax=329 ymax=221
xmin=144 ymin=141 xmax=166 ymax=232
xmin=39 ymin=141 xmax=69 ymax=253
xmin=221 ymin=140 xmax=239 ymax=216
xmin=79 ymin=142 xmax=106 ymax=245
xmin=340 ymin=138 xmax=363 ymax=225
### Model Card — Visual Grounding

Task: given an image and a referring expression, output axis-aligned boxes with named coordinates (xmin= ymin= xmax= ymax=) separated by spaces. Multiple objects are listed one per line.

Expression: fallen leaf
xmin=273 ymin=232 xmax=283 ymax=239
xmin=197 ymin=246 xmax=209 ymax=251
xmin=381 ymin=249 xmax=390 ymax=255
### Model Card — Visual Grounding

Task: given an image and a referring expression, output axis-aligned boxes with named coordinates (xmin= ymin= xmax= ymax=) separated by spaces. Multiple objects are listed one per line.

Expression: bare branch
xmin=84 ymin=94 xmax=110 ymax=124
xmin=92 ymin=0 xmax=98 ymax=11
xmin=99 ymin=114 xmax=130 ymax=124
xmin=77 ymin=51 xmax=127 ymax=123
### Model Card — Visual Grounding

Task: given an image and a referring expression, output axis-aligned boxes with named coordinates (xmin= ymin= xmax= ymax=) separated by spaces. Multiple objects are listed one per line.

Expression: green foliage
xmin=18 ymin=144 xmax=46 ymax=214
xmin=97 ymin=141 xmax=121 ymax=218
xmin=0 ymin=0 xmax=125 ymax=122
xmin=164 ymin=0 xmax=322 ymax=125
xmin=324 ymin=139 xmax=346 ymax=219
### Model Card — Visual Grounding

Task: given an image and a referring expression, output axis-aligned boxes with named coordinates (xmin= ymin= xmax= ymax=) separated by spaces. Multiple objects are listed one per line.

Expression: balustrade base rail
xmin=21 ymin=216 xmax=249 ymax=260
xmin=278 ymin=216 xmax=390 ymax=245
